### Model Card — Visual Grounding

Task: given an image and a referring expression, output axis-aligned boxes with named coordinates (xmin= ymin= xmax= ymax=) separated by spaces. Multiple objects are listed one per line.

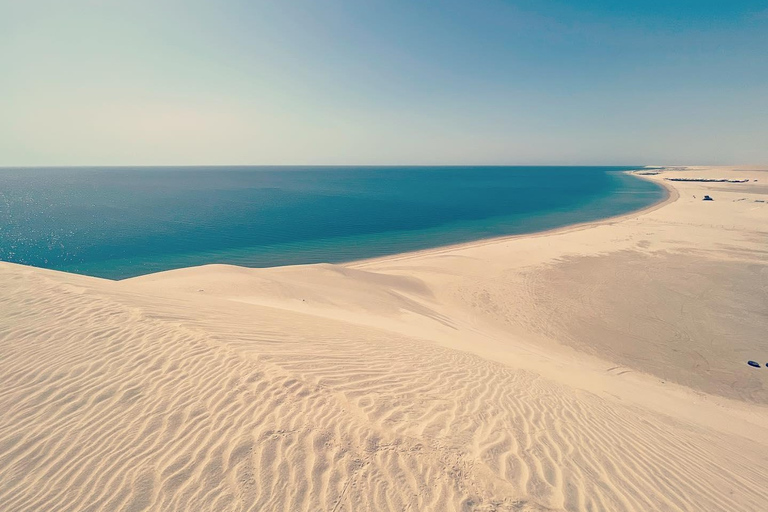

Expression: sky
xmin=2 ymin=0 xmax=767 ymax=166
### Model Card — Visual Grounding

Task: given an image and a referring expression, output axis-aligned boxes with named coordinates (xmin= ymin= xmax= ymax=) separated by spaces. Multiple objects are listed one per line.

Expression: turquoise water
xmin=0 ymin=166 xmax=664 ymax=279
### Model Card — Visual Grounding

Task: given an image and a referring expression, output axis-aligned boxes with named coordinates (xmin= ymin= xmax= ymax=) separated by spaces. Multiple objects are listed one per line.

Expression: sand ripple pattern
xmin=1 ymin=267 xmax=766 ymax=511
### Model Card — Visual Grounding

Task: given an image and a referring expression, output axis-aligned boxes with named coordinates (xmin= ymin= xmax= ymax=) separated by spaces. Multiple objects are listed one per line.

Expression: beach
xmin=1 ymin=166 xmax=767 ymax=510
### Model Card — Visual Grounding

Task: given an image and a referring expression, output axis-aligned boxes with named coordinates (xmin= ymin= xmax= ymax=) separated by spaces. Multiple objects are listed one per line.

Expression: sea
xmin=0 ymin=166 xmax=665 ymax=279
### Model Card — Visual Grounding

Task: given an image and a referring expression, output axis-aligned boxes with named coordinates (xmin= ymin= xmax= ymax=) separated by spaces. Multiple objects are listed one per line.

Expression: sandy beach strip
xmin=1 ymin=166 xmax=767 ymax=511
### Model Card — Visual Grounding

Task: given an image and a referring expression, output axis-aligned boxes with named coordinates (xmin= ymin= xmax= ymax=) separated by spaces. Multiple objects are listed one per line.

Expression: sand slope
xmin=1 ymin=167 xmax=767 ymax=511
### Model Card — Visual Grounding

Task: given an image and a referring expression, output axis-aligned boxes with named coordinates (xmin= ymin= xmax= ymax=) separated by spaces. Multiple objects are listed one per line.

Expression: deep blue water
xmin=0 ymin=166 xmax=664 ymax=279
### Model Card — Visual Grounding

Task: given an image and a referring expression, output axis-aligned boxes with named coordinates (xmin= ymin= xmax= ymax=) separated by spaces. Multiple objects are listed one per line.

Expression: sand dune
xmin=1 ymin=167 xmax=767 ymax=511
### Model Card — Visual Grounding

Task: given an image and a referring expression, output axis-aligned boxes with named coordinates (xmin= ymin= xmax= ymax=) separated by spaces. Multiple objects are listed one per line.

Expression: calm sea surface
xmin=0 ymin=166 xmax=664 ymax=279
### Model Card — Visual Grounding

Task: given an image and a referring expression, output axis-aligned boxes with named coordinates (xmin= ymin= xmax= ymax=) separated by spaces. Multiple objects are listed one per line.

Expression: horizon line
xmin=0 ymin=163 xmax=679 ymax=169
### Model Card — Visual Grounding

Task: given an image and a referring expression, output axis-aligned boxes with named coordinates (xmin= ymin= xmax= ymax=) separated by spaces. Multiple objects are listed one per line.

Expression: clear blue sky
xmin=2 ymin=0 xmax=767 ymax=165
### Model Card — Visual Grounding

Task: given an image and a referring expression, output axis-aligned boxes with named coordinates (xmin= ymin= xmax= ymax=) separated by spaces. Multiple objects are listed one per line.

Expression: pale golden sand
xmin=1 ymin=167 xmax=767 ymax=511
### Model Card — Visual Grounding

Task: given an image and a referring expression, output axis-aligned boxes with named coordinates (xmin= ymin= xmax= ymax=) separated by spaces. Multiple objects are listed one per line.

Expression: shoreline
xmin=349 ymin=169 xmax=677 ymax=268
xmin=1 ymin=168 xmax=676 ymax=281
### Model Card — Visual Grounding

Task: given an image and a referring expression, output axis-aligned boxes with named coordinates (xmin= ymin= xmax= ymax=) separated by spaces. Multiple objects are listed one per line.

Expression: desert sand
xmin=1 ymin=166 xmax=767 ymax=511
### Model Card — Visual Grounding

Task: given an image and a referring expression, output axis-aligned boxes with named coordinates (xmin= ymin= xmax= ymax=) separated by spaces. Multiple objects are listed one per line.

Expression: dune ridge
xmin=1 ymin=167 xmax=767 ymax=511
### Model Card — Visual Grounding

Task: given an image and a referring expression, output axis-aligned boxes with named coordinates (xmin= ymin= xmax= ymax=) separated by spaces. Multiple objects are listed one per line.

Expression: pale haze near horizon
xmin=2 ymin=0 xmax=767 ymax=167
